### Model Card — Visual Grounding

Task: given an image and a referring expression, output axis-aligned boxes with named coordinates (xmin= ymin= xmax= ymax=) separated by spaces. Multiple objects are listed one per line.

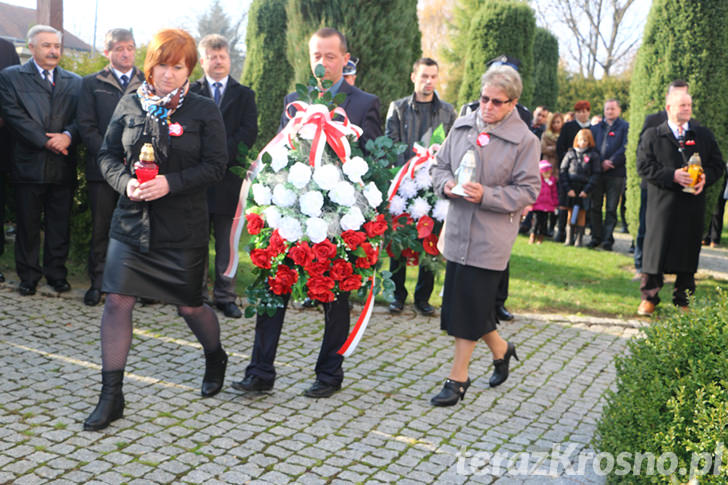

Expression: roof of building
xmin=0 ymin=1 xmax=91 ymax=51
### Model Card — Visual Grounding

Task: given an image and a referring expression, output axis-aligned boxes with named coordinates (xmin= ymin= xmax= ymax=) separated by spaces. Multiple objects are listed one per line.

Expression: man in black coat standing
xmin=233 ymin=27 xmax=381 ymax=399
xmin=0 ymin=37 xmax=20 ymax=283
xmin=77 ymin=28 xmax=144 ymax=306
xmin=636 ymin=89 xmax=725 ymax=316
xmin=190 ymin=34 xmax=258 ymax=319
xmin=0 ymin=25 xmax=81 ymax=296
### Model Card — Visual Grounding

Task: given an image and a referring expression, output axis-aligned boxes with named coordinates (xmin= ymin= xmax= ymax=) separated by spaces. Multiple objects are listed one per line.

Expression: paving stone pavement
xmin=0 ymin=282 xmax=646 ymax=484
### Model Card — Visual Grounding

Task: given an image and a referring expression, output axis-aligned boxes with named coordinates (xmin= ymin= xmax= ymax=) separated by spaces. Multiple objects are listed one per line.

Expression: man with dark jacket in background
xmin=77 ymin=28 xmax=144 ymax=306
xmin=0 ymin=37 xmax=20 ymax=283
xmin=191 ymin=34 xmax=258 ymax=319
xmin=385 ymin=57 xmax=456 ymax=315
xmin=0 ymin=25 xmax=81 ymax=296
xmin=588 ymin=99 xmax=629 ymax=250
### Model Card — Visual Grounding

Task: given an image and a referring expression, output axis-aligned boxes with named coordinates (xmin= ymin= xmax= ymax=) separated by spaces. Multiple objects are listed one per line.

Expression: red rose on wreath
xmin=289 ymin=241 xmax=314 ymax=267
xmin=391 ymin=213 xmax=413 ymax=230
xmin=356 ymin=242 xmax=378 ymax=268
xmin=341 ymin=230 xmax=367 ymax=250
xmin=339 ymin=274 xmax=363 ymax=292
xmin=268 ymin=264 xmax=299 ymax=295
xmin=422 ymin=233 xmax=440 ymax=255
xmin=307 ymin=275 xmax=336 ymax=302
xmin=269 ymin=230 xmax=287 ymax=255
xmin=363 ymin=214 xmax=387 ymax=238
xmin=305 ymin=260 xmax=331 ymax=277
xmin=330 ymin=258 xmax=354 ymax=281
xmin=246 ymin=213 xmax=264 ymax=235
xmin=401 ymin=248 xmax=420 ymax=266
xmin=385 ymin=242 xmax=394 ymax=258
xmin=416 ymin=215 xmax=434 ymax=239
xmin=312 ymin=238 xmax=337 ymax=261
xmin=250 ymin=248 xmax=272 ymax=269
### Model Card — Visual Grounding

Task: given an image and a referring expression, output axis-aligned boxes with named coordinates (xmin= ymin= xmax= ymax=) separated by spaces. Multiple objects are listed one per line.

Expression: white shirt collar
xmin=112 ymin=67 xmax=134 ymax=82
xmin=667 ymin=119 xmax=689 ymax=138
xmin=32 ymin=58 xmax=53 ymax=82
xmin=206 ymin=75 xmax=229 ymax=93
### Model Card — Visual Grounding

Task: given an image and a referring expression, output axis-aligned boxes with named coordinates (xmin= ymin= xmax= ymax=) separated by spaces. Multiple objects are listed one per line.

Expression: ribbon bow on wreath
xmin=387 ymin=142 xmax=441 ymax=201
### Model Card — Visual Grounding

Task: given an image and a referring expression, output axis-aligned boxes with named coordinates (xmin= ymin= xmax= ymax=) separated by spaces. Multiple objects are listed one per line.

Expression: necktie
xmin=42 ymin=69 xmax=54 ymax=87
xmin=120 ymin=74 xmax=129 ymax=90
xmin=677 ymin=126 xmax=685 ymax=148
xmin=213 ymin=82 xmax=222 ymax=105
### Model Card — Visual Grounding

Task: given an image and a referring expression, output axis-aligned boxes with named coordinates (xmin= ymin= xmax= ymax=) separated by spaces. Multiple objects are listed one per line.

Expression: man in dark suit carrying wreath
xmin=191 ymin=34 xmax=258 ymax=319
xmin=233 ymin=27 xmax=381 ymax=399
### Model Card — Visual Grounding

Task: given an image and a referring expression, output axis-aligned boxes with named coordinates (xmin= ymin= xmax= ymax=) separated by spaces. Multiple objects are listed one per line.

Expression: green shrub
xmin=596 ymin=291 xmax=728 ymax=483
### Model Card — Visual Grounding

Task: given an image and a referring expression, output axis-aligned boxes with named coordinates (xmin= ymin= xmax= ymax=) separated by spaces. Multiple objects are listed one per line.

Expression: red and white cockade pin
xmin=169 ymin=122 xmax=183 ymax=136
xmin=477 ymin=131 xmax=490 ymax=147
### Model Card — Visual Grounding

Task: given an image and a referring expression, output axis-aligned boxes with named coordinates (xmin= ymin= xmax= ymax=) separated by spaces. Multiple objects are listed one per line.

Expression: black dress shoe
xmin=587 ymin=238 xmax=602 ymax=249
xmin=84 ymin=288 xmax=102 ymax=306
xmin=18 ymin=281 xmax=36 ymax=296
xmin=231 ymin=375 xmax=274 ymax=392
xmin=496 ymin=305 xmax=514 ymax=321
xmin=388 ymin=299 xmax=404 ymax=313
xmin=201 ymin=346 xmax=227 ymax=397
xmin=48 ymin=279 xmax=71 ymax=293
xmin=489 ymin=342 xmax=519 ymax=387
xmin=430 ymin=377 xmax=470 ymax=406
xmin=216 ymin=301 xmax=242 ymax=318
xmin=601 ymin=241 xmax=613 ymax=251
xmin=414 ymin=300 xmax=435 ymax=315
xmin=303 ymin=379 xmax=341 ymax=398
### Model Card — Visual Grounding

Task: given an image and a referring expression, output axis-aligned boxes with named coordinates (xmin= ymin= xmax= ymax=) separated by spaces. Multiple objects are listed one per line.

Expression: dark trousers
xmin=202 ymin=213 xmax=237 ymax=303
xmin=0 ymin=170 xmax=7 ymax=256
xmin=14 ymin=183 xmax=73 ymax=284
xmin=705 ymin=193 xmax=727 ymax=244
xmin=87 ymin=181 xmax=119 ymax=289
xmin=530 ymin=211 xmax=550 ymax=236
xmin=634 ymin=186 xmax=647 ymax=271
xmin=390 ymin=257 xmax=434 ymax=304
xmin=245 ymin=292 xmax=351 ymax=386
xmin=640 ymin=272 xmax=695 ymax=307
xmin=589 ymin=176 xmax=625 ymax=244
xmin=496 ymin=261 xmax=509 ymax=306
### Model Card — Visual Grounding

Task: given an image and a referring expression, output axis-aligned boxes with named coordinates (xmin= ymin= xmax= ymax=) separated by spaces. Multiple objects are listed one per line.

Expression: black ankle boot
xmin=489 ymin=342 xmax=519 ymax=387
xmin=430 ymin=377 xmax=471 ymax=406
xmin=201 ymin=346 xmax=227 ymax=397
xmin=84 ymin=370 xmax=125 ymax=431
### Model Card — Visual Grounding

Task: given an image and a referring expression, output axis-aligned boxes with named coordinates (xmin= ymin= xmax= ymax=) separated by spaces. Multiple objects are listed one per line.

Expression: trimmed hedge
xmin=531 ymin=27 xmax=559 ymax=110
xmin=596 ymin=291 xmax=728 ymax=483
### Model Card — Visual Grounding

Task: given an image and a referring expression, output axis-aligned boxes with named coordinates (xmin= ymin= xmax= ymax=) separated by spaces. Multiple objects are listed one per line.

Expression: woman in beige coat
xmin=430 ymin=65 xmax=540 ymax=406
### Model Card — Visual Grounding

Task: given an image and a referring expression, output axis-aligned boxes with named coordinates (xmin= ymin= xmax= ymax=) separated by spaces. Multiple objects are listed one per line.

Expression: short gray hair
xmin=198 ymin=34 xmax=229 ymax=57
xmin=480 ymin=64 xmax=522 ymax=101
xmin=104 ymin=28 xmax=135 ymax=51
xmin=27 ymin=25 xmax=62 ymax=45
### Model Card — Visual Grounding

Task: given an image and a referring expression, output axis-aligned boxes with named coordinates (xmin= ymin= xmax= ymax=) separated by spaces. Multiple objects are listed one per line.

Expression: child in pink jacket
xmin=530 ymin=160 xmax=559 ymax=244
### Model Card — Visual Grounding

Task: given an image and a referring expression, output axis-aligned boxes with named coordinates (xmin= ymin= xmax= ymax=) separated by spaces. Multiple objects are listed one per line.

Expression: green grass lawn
xmin=2 ymin=215 xmax=728 ymax=319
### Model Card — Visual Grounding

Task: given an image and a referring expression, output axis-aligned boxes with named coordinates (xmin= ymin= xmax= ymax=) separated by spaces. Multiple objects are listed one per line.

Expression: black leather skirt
xmin=102 ymin=238 xmax=206 ymax=307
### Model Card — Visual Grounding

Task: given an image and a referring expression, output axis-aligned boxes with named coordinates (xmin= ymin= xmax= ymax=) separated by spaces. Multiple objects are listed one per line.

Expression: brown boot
xmin=536 ymin=235 xmax=544 ymax=244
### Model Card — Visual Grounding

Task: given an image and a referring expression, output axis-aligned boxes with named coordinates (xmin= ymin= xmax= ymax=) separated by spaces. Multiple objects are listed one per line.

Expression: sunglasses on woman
xmin=480 ymin=95 xmax=513 ymax=107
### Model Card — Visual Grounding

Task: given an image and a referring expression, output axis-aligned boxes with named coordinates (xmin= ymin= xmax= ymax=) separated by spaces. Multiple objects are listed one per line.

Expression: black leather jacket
xmin=385 ymin=92 xmax=456 ymax=166
xmin=97 ymin=92 xmax=227 ymax=252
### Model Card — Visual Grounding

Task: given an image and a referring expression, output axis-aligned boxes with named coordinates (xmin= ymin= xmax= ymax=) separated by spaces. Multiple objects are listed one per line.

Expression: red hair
xmin=573 ymin=100 xmax=591 ymax=112
xmin=144 ymin=29 xmax=197 ymax=83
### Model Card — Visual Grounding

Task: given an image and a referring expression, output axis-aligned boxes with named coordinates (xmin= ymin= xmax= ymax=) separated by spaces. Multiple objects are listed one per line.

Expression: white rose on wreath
xmin=306 ymin=217 xmax=329 ymax=243
xmin=252 ymin=183 xmax=272 ymax=206
xmin=363 ymin=182 xmax=383 ymax=208
xmin=433 ymin=199 xmax=449 ymax=221
xmin=399 ymin=178 xmax=418 ymax=199
xmin=329 ymin=180 xmax=356 ymax=207
xmin=272 ymin=183 xmax=297 ymax=208
xmin=313 ymin=164 xmax=341 ymax=191
xmin=264 ymin=206 xmax=282 ymax=228
xmin=389 ymin=195 xmax=406 ymax=215
xmin=299 ymin=190 xmax=324 ymax=218
xmin=288 ymin=162 xmax=312 ymax=189
xmin=414 ymin=167 xmax=433 ymax=190
xmin=409 ymin=197 xmax=431 ymax=220
xmin=279 ymin=216 xmax=303 ymax=242
xmin=340 ymin=206 xmax=365 ymax=231
xmin=269 ymin=144 xmax=290 ymax=173
xmin=343 ymin=156 xmax=369 ymax=184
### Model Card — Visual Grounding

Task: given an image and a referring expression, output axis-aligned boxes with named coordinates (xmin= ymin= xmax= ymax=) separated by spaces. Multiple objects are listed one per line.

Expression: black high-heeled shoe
xmin=489 ymin=342 xmax=519 ymax=387
xmin=84 ymin=370 xmax=125 ymax=431
xmin=430 ymin=377 xmax=471 ymax=406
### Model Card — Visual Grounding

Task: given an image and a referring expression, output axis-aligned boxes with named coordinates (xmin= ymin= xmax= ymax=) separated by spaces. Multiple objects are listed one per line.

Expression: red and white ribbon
xmin=337 ymin=250 xmax=378 ymax=357
xmin=386 ymin=143 xmax=440 ymax=201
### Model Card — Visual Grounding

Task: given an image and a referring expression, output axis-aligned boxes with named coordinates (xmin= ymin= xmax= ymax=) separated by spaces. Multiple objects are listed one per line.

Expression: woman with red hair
xmin=84 ymin=29 xmax=228 ymax=431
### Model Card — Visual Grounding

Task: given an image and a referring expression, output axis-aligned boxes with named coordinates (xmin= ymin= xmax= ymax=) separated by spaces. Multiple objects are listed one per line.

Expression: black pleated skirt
xmin=440 ymin=261 xmax=502 ymax=341
xmin=102 ymin=238 xmax=206 ymax=307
